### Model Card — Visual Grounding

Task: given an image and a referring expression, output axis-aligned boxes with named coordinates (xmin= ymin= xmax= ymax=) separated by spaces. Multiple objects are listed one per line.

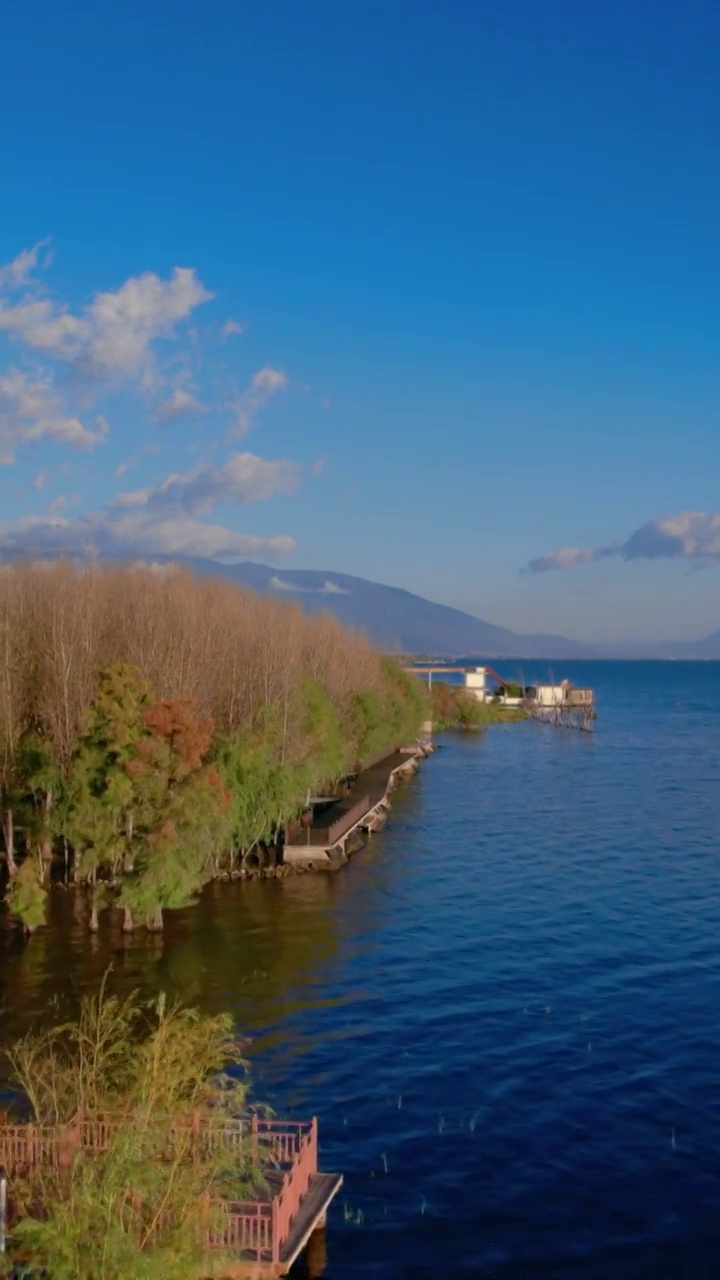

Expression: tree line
xmin=0 ymin=561 xmax=427 ymax=934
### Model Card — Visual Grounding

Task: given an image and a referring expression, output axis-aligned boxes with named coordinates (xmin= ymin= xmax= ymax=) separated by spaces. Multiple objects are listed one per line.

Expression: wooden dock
xmin=283 ymin=745 xmax=425 ymax=868
xmin=0 ymin=1114 xmax=341 ymax=1278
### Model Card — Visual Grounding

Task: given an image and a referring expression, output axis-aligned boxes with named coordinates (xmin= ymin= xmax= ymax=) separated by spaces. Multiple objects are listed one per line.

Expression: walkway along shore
xmin=247 ymin=736 xmax=434 ymax=878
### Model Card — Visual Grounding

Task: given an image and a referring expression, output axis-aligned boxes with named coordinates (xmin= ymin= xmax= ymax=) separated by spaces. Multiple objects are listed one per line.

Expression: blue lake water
xmin=1 ymin=661 xmax=720 ymax=1277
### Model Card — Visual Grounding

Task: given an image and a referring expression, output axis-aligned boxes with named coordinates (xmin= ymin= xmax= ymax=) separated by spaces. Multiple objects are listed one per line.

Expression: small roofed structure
xmin=524 ymin=679 xmax=595 ymax=730
xmin=525 ymin=679 xmax=594 ymax=707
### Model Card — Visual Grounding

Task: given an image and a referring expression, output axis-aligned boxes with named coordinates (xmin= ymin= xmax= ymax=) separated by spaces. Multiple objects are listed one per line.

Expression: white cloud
xmin=115 ymin=451 xmax=302 ymax=514
xmin=221 ymin=318 xmax=245 ymax=340
xmin=82 ymin=268 xmax=212 ymax=380
xmin=0 ymin=509 xmax=295 ymax=563
xmin=154 ymin=389 xmax=207 ymax=425
xmin=269 ymin=575 xmax=348 ymax=595
xmin=0 ymin=246 xmax=304 ymax=569
xmin=269 ymin=576 xmax=307 ymax=592
xmin=0 ymin=369 xmax=108 ymax=463
xmin=251 ymin=367 xmax=287 ymax=393
xmin=622 ymin=511 xmax=720 ymax=561
xmin=0 ymin=248 xmax=218 ymax=467
xmin=34 ymin=469 xmax=48 ymax=490
xmin=0 ymin=301 xmax=87 ymax=358
xmin=0 ymin=263 xmax=212 ymax=382
xmin=522 ymin=510 xmax=720 ymax=574
xmin=522 ymin=546 xmax=609 ymax=574
xmin=0 ymin=239 xmax=51 ymax=293
xmin=228 ymin=366 xmax=288 ymax=438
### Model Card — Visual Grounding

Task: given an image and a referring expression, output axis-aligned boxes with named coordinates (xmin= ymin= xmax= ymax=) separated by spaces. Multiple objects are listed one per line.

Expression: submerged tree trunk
xmin=40 ymin=787 xmax=54 ymax=879
xmin=89 ymin=868 xmax=99 ymax=932
xmin=2 ymin=805 xmax=16 ymax=879
xmin=147 ymin=905 xmax=164 ymax=932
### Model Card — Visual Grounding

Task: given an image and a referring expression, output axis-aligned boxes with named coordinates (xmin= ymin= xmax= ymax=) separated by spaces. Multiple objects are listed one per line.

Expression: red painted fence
xmin=0 ymin=1114 xmax=319 ymax=1264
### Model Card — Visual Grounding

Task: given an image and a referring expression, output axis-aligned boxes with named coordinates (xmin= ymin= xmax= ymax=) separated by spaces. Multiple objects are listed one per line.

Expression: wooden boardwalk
xmin=283 ymin=747 xmax=422 ymax=866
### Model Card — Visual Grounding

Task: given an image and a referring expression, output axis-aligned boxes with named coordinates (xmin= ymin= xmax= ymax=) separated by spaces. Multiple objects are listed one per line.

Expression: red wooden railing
xmin=269 ymin=1117 xmax=318 ymax=1263
xmin=0 ymin=1114 xmax=319 ymax=1264
xmin=207 ymin=1200 xmax=273 ymax=1259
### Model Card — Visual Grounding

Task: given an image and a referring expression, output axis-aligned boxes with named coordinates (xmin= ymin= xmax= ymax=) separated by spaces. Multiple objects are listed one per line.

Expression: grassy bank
xmin=0 ymin=562 xmax=427 ymax=935
xmin=430 ymin=681 xmax=526 ymax=731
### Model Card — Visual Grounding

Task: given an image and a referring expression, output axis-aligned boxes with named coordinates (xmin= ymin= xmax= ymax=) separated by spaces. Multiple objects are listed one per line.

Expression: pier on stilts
xmin=523 ymin=683 xmax=596 ymax=732
xmin=404 ymin=663 xmax=596 ymax=733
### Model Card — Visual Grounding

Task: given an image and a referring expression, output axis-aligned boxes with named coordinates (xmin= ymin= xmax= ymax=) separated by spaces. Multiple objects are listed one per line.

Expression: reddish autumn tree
xmin=118 ymin=699 xmax=231 ymax=932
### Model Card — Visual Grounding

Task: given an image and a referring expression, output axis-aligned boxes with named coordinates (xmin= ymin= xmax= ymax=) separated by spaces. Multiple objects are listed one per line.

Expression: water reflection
xmin=0 ymin=779 xmax=417 ymax=1057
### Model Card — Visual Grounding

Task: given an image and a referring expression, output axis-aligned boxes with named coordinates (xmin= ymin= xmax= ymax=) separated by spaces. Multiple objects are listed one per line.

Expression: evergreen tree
xmin=65 ymin=664 xmax=151 ymax=928
xmin=6 ymin=857 xmax=47 ymax=935
xmin=17 ymin=733 xmax=65 ymax=885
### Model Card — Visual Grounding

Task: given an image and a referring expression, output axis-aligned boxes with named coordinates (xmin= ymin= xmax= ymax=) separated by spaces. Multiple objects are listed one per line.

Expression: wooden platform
xmin=214 ymin=1172 xmax=343 ymax=1278
xmin=279 ymin=1172 xmax=342 ymax=1268
xmin=0 ymin=1114 xmax=341 ymax=1280
xmin=283 ymin=747 xmax=421 ymax=865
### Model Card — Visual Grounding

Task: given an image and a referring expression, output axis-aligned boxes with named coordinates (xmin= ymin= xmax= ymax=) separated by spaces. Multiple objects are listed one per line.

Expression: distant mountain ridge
xmin=649 ymin=629 xmax=720 ymax=660
xmin=152 ymin=557 xmax=594 ymax=658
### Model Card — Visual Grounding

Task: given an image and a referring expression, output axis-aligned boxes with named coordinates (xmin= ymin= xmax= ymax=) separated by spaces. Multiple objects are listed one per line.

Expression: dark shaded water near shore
xmin=2 ymin=661 xmax=720 ymax=1277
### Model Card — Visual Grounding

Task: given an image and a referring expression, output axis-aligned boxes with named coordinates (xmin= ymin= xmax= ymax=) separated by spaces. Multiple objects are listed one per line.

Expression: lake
xmin=1 ymin=661 xmax=720 ymax=1277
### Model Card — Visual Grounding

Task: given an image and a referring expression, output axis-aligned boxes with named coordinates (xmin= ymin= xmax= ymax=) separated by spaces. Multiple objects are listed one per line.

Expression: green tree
xmin=299 ymin=679 xmax=351 ymax=785
xmin=16 ymin=732 xmax=65 ymax=885
xmin=6 ymin=856 xmax=47 ymax=935
xmin=65 ymin=664 xmax=151 ymax=928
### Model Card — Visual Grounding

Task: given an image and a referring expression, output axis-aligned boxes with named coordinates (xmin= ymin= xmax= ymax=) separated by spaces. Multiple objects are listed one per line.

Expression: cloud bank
xmin=0 ymin=369 xmax=108 ymax=462
xmin=0 ymin=258 xmax=212 ymax=381
xmin=0 ymin=510 xmax=294 ymax=563
xmin=0 ymin=242 xmax=310 ymax=565
xmin=114 ymin=452 xmax=302 ymax=515
xmin=523 ymin=511 xmax=720 ymax=574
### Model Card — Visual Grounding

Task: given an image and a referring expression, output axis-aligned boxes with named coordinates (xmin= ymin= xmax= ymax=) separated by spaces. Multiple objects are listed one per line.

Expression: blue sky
xmin=1 ymin=0 xmax=719 ymax=642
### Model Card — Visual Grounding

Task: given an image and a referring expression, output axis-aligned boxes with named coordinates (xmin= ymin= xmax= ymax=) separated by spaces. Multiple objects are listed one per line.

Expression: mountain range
xmin=156 ymin=559 xmax=720 ymax=660
xmin=148 ymin=557 xmax=592 ymax=658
